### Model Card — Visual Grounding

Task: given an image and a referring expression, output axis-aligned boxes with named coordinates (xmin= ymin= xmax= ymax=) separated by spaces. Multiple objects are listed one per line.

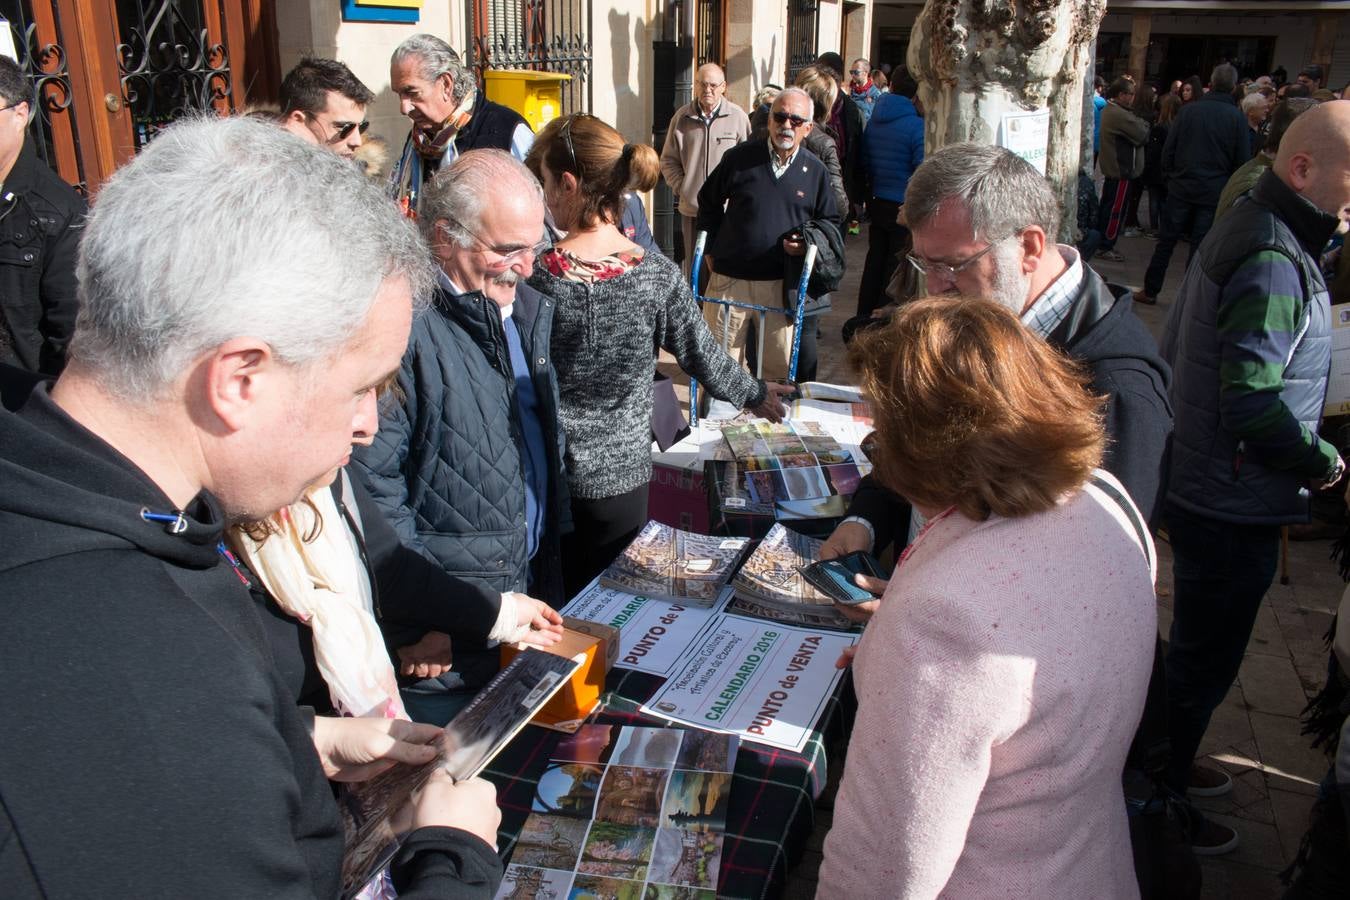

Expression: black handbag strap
xmin=1088 ymin=471 xmax=1156 ymax=577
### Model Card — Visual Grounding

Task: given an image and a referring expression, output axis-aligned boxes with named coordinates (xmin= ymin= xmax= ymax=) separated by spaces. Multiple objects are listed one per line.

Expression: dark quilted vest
xmin=1161 ymin=170 xmax=1332 ymax=524
xmin=383 ymin=283 xmax=566 ymax=603
xmin=455 ymin=94 xmax=529 ymax=154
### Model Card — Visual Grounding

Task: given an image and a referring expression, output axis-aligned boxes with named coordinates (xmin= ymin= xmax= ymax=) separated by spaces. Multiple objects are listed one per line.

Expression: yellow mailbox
xmin=483 ymin=69 xmax=573 ymax=132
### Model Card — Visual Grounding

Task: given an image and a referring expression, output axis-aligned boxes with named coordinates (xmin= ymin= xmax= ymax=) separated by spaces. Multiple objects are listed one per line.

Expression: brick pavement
xmin=661 ymin=220 xmax=1342 ymax=899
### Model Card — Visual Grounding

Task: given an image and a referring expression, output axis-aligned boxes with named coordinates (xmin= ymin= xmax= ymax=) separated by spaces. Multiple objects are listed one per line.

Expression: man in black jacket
xmin=697 ymin=87 xmax=840 ymax=382
xmin=353 ymin=149 xmax=567 ymax=725
xmin=0 ymin=116 xmax=503 ymax=898
xmin=1136 ymin=63 xmax=1249 ymax=305
xmin=0 ymin=55 xmax=84 ymax=376
xmin=822 ymin=143 xmax=1172 ymax=564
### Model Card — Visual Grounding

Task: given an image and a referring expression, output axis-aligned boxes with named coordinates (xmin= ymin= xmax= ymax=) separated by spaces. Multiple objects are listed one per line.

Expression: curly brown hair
xmin=849 ymin=296 xmax=1106 ymax=521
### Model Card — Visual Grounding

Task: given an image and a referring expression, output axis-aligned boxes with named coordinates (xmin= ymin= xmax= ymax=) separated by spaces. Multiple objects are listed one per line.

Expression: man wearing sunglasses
xmin=279 ymin=58 xmax=374 ymax=161
xmin=696 ymin=87 xmax=839 ymax=382
xmin=353 ymin=150 xmax=567 ymax=725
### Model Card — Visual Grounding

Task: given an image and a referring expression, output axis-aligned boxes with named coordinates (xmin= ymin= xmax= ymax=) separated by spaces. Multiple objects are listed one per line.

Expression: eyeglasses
xmin=697 ymin=80 xmax=725 ymax=89
xmin=559 ymin=112 xmax=597 ymax=177
xmin=308 ymin=113 xmax=369 ymax=144
xmin=905 ymin=241 xmax=1000 ymax=281
xmin=850 ymin=69 xmax=868 ymax=76
xmin=771 ymin=111 xmax=809 ymax=128
xmin=443 ymin=218 xmax=550 ymax=264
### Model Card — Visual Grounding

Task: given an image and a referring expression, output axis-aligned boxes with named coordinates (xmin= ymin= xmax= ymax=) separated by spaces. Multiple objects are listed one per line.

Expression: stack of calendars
xmin=599 ymin=520 xmax=748 ymax=606
xmin=728 ymin=524 xmax=854 ymax=630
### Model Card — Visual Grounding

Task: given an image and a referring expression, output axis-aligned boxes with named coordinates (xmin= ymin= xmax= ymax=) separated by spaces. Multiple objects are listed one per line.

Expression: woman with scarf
xmin=525 ymin=113 xmax=792 ymax=594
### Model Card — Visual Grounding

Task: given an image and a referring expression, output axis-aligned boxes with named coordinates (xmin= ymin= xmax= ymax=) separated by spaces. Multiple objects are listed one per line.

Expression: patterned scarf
xmin=390 ymin=88 xmax=478 ymax=218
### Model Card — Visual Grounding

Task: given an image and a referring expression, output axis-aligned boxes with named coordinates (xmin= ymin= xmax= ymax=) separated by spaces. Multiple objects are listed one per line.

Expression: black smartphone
xmin=799 ymin=552 xmax=886 ymax=605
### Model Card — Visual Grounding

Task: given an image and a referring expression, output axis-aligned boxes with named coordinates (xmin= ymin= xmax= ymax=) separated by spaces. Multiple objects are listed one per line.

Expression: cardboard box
xmin=563 ymin=616 xmax=619 ymax=670
xmin=500 ymin=627 xmax=608 ymax=732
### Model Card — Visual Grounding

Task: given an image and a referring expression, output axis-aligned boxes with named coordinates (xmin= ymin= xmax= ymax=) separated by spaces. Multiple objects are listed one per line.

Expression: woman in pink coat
xmin=818 ymin=298 xmax=1157 ymax=899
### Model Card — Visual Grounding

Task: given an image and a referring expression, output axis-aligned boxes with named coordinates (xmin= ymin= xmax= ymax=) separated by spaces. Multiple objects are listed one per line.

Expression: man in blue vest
xmin=354 ymin=149 xmax=567 ymax=725
xmin=1159 ymin=99 xmax=1350 ymax=854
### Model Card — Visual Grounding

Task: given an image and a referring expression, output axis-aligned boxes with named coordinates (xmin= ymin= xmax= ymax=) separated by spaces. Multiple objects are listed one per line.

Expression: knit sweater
xmin=529 ymin=250 xmax=763 ymax=499
xmin=819 ymin=473 xmax=1156 ymax=899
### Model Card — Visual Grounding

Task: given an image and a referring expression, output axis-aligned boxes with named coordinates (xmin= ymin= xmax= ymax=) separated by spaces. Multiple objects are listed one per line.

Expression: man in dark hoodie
xmin=0 ymin=116 xmax=504 ymax=897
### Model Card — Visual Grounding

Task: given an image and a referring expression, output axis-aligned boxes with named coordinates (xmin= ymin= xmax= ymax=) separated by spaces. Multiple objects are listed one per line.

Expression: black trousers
xmin=856 ymin=198 xmax=912 ymax=320
xmin=562 ymin=484 xmax=650 ymax=599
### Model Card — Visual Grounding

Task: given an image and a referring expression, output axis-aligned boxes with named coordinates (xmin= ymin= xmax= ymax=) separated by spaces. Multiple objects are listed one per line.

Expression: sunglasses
xmin=309 ymin=114 xmax=370 ymax=144
xmin=772 ymin=111 xmax=809 ymax=128
xmin=558 ymin=112 xmax=597 ymax=177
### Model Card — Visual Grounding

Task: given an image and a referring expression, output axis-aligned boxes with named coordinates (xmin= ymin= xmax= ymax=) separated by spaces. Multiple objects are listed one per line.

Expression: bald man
xmin=660 ymin=63 xmax=752 ymax=275
xmin=1157 ymin=100 xmax=1350 ymax=854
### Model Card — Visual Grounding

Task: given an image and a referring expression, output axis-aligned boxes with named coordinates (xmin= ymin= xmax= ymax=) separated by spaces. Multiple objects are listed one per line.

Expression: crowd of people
xmin=1 ymin=29 xmax=1349 ymax=899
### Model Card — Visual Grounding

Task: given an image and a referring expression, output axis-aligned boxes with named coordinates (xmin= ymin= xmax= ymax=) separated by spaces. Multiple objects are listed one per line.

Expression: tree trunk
xmin=907 ymin=0 xmax=1106 ymax=242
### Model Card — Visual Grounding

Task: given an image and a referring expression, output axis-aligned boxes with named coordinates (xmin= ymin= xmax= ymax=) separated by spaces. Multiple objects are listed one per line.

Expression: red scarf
xmin=850 ymin=79 xmax=875 ymax=96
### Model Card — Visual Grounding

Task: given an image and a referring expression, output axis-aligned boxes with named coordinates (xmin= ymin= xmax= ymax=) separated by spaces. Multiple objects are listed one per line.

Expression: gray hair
xmin=70 ymin=114 xmax=435 ymax=400
xmin=421 ymin=148 xmax=544 ymax=247
xmin=1211 ymin=63 xmax=1239 ymax=95
xmin=774 ymin=87 xmax=814 ymax=111
xmin=392 ymin=34 xmax=474 ymax=105
xmin=905 ymin=143 xmax=1061 ymax=242
xmin=1240 ymin=92 xmax=1266 ymax=115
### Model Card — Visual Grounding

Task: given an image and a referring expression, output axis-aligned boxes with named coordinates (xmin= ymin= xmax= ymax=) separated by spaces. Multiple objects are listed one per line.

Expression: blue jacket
xmin=353 ymin=281 xmax=570 ymax=613
xmin=1161 ymin=169 xmax=1338 ymax=524
xmin=859 ymin=94 xmax=924 ymax=204
xmin=1161 ymin=91 xmax=1249 ymax=206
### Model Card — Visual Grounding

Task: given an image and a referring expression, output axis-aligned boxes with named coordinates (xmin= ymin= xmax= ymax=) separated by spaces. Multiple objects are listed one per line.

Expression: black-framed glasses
xmin=772 ymin=111 xmax=809 ymax=128
xmin=308 ymin=113 xmax=369 ymax=144
xmin=442 ymin=217 xmax=550 ymax=264
xmin=905 ymin=241 xmax=1000 ymax=281
xmin=558 ymin=112 xmax=597 ymax=177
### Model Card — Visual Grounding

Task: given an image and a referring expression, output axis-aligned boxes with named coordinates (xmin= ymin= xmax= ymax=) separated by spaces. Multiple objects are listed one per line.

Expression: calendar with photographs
xmin=495 ymin=724 xmax=739 ymax=900
xmin=340 ymin=649 xmax=582 ymax=898
xmin=729 ymin=524 xmax=853 ymax=630
xmin=599 ymin=521 xmax=748 ymax=606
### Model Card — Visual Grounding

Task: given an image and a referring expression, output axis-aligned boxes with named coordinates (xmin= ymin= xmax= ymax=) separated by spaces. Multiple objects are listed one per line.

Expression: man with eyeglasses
xmin=0 ymin=54 xmax=85 ymax=377
xmin=353 ymin=149 xmax=567 ymax=726
xmin=278 ymin=58 xmax=374 ymax=160
xmin=822 ymin=143 xmax=1170 ymax=562
xmin=696 ymin=87 xmax=839 ymax=382
xmin=660 ymin=62 xmax=751 ymax=276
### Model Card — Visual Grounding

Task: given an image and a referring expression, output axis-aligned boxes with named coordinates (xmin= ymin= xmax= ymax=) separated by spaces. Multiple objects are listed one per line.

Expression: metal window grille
xmin=470 ymin=0 xmax=593 ymax=114
xmin=786 ymin=0 xmax=819 ymax=82
xmin=695 ymin=0 xmax=723 ymax=67
xmin=115 ymin=0 xmax=233 ymax=151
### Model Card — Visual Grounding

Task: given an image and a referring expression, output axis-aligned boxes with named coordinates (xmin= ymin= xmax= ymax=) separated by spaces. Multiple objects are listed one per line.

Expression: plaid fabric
xmin=482 ymin=665 xmax=854 ymax=899
xmin=1021 ymin=246 xmax=1084 ymax=340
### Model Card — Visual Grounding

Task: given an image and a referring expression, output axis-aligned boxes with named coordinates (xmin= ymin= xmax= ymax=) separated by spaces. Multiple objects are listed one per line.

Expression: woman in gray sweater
xmin=526 ymin=113 xmax=791 ymax=594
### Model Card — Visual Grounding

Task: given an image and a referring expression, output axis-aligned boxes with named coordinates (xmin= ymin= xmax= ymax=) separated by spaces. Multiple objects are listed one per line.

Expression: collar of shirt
xmin=1020 ymin=244 xmax=1083 ymax=339
xmin=767 ymin=140 xmax=800 ymax=179
xmin=439 ymin=269 xmax=514 ymax=320
xmin=697 ymin=100 xmax=722 ymax=123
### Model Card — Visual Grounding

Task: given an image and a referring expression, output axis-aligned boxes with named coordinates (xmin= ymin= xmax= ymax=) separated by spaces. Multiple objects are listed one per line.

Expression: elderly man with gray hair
xmin=1135 ymin=62 xmax=1251 ymax=305
xmin=0 ymin=116 xmax=504 ymax=896
xmin=389 ymin=33 xmax=533 ymax=215
xmin=354 ymin=148 xmax=567 ymax=726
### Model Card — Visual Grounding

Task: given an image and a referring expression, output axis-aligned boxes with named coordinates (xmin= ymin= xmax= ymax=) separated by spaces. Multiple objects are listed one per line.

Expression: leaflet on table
xmin=494 ymin=724 xmax=739 ymax=900
xmin=560 ymin=579 xmax=731 ymax=677
xmin=640 ymin=614 xmax=859 ymax=753
xmin=599 ymin=521 xmax=748 ymax=606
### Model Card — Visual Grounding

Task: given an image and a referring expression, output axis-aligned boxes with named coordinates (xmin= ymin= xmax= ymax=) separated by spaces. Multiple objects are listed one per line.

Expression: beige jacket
xmin=660 ymin=99 xmax=751 ymax=217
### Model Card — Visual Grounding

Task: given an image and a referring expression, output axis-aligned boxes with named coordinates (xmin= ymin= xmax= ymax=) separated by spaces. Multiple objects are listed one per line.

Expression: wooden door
xmin=1 ymin=0 xmax=277 ymax=193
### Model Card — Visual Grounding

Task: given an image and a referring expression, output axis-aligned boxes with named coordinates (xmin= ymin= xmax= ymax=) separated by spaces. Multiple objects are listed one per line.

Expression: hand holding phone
xmin=799 ymin=551 xmax=887 ymax=606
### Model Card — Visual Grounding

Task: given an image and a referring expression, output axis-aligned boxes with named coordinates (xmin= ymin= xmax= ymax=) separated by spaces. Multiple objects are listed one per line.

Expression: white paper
xmin=641 ymin=613 xmax=859 ymax=753
xmin=999 ymin=109 xmax=1050 ymax=175
xmin=560 ymin=579 xmax=730 ymax=676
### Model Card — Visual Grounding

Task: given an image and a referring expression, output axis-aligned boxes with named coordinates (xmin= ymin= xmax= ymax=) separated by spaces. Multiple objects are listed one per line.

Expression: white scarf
xmin=232 ymin=480 xmax=407 ymax=720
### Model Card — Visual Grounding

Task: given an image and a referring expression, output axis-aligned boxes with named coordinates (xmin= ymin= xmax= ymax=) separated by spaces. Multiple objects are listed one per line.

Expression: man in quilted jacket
xmin=353 ymin=150 xmax=568 ymax=725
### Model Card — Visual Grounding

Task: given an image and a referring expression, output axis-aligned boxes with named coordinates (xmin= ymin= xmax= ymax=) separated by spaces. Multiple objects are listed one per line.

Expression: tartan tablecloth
xmin=481 ymin=665 xmax=854 ymax=899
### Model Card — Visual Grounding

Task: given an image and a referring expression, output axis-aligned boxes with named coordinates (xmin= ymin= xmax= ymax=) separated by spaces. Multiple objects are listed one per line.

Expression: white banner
xmin=560 ymin=579 xmax=730 ymax=677
xmin=640 ymin=614 xmax=859 ymax=753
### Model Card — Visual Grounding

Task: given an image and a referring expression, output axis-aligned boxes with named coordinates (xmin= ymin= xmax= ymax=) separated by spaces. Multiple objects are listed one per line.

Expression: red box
xmin=647 ymin=462 xmax=709 ymax=533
